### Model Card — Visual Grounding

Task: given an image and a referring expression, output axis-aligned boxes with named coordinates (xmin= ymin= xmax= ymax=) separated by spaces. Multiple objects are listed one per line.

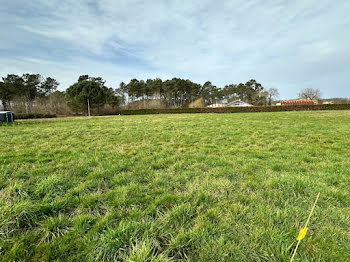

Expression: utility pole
xmin=87 ymin=98 xmax=91 ymax=117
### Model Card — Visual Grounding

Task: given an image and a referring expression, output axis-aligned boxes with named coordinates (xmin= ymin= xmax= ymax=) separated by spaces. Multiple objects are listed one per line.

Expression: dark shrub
xmin=14 ymin=113 xmax=57 ymax=120
xmin=121 ymin=104 xmax=350 ymax=115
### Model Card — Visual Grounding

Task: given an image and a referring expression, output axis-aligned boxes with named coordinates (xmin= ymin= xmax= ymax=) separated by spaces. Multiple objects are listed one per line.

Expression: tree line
xmin=0 ymin=74 xmax=59 ymax=110
xmin=117 ymin=78 xmax=281 ymax=107
xmin=0 ymin=74 xmax=68 ymax=114
xmin=0 ymin=73 xmax=333 ymax=115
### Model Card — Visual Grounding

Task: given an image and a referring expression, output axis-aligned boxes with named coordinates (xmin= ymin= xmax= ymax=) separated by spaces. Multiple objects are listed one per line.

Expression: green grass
xmin=1 ymin=111 xmax=350 ymax=261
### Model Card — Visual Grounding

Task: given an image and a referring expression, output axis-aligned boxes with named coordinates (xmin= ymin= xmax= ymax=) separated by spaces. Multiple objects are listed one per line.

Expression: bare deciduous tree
xmin=267 ymin=88 xmax=280 ymax=105
xmin=298 ymin=88 xmax=321 ymax=100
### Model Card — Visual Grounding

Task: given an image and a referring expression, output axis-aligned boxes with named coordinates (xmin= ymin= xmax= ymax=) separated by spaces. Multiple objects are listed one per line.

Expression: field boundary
xmin=14 ymin=113 xmax=57 ymax=120
xmin=11 ymin=104 xmax=350 ymax=119
xmin=121 ymin=104 xmax=350 ymax=115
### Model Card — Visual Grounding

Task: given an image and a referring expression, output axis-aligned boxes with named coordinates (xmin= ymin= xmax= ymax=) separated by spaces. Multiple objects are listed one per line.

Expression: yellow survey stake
xmin=297 ymin=228 xmax=308 ymax=240
xmin=290 ymin=193 xmax=320 ymax=262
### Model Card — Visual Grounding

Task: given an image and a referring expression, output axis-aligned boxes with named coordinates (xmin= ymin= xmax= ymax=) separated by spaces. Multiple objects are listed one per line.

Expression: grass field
xmin=1 ymin=111 xmax=350 ymax=261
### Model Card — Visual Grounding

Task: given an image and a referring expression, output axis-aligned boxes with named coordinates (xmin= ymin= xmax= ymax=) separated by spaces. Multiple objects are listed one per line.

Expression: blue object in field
xmin=0 ymin=111 xmax=15 ymax=123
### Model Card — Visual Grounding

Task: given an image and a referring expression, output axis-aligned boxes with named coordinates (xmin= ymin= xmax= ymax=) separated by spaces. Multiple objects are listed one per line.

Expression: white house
xmin=225 ymin=100 xmax=253 ymax=107
xmin=207 ymin=103 xmax=226 ymax=108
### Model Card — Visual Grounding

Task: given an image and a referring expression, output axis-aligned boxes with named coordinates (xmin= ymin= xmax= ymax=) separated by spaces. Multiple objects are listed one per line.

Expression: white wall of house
xmin=226 ymin=100 xmax=253 ymax=107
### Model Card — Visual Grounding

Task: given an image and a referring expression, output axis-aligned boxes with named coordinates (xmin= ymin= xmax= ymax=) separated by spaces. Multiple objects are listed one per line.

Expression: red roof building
xmin=281 ymin=100 xmax=315 ymax=105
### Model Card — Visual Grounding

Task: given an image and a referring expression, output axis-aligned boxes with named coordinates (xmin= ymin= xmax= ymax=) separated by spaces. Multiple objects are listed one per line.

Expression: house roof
xmin=226 ymin=100 xmax=253 ymax=107
xmin=281 ymin=100 xmax=314 ymax=104
xmin=207 ymin=103 xmax=225 ymax=107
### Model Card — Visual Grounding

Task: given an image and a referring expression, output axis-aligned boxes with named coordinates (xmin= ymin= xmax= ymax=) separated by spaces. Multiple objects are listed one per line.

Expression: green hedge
xmin=121 ymin=104 xmax=350 ymax=115
xmin=14 ymin=113 xmax=57 ymax=120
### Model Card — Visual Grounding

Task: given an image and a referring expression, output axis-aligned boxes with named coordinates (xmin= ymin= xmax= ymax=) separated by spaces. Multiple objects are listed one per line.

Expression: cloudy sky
xmin=1 ymin=0 xmax=349 ymax=99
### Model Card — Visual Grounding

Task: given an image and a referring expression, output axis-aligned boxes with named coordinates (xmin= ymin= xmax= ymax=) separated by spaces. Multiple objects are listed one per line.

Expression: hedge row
xmin=121 ymin=104 xmax=350 ymax=115
xmin=15 ymin=113 xmax=57 ymax=120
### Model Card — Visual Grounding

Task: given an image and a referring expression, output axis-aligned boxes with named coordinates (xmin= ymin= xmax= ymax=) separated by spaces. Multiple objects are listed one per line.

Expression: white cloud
xmin=1 ymin=0 xmax=350 ymax=98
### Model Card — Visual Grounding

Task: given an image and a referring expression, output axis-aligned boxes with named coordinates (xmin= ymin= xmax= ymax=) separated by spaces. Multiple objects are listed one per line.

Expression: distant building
xmin=226 ymin=100 xmax=253 ymax=107
xmin=280 ymin=100 xmax=315 ymax=105
xmin=207 ymin=103 xmax=226 ymax=108
xmin=207 ymin=100 xmax=253 ymax=108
